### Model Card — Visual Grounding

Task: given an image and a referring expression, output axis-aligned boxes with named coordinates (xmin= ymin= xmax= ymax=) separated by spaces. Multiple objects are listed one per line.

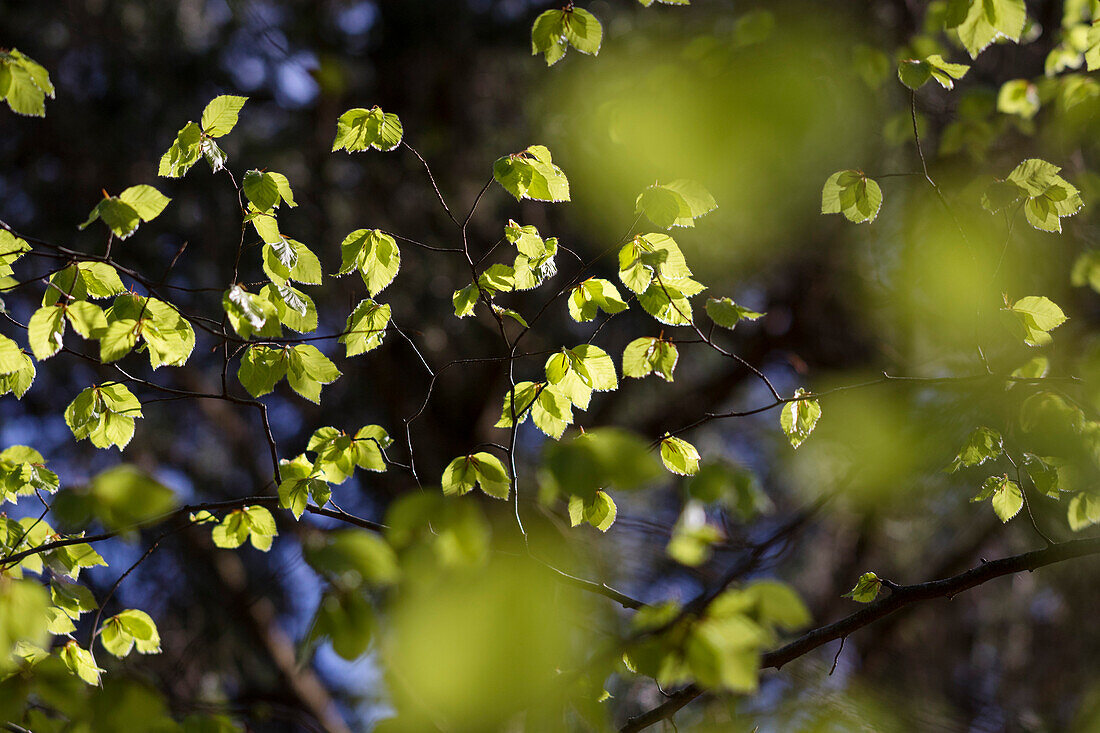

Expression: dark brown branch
xmin=620 ymin=535 xmax=1100 ymax=732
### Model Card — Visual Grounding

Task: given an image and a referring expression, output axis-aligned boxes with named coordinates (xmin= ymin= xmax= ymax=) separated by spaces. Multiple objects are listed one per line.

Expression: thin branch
xmin=620 ymin=535 xmax=1100 ymax=731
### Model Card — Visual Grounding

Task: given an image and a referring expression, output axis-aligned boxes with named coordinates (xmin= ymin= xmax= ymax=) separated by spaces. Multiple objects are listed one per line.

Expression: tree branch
xmin=620 ymin=534 xmax=1100 ymax=732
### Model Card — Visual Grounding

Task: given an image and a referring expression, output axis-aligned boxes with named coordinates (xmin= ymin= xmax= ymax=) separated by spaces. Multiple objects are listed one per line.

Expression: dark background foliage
xmin=3 ymin=1 xmax=1100 ymax=730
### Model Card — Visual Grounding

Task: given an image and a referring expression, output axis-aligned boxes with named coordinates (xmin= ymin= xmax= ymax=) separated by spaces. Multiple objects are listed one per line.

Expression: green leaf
xmin=1072 ymin=251 xmax=1100 ymax=293
xmin=223 ymin=285 xmax=281 ymax=340
xmin=287 ymin=344 xmax=341 ymax=403
xmin=452 ymin=283 xmax=480 ymax=318
xmin=200 ymin=94 xmax=248 ymax=137
xmin=1 ymin=55 xmax=49 ymax=117
xmin=118 ymin=184 xmax=171 ymax=221
xmin=635 ymin=180 xmax=717 ymax=229
xmin=637 ymin=278 xmax=702 ymax=326
xmin=921 ymin=56 xmax=969 ymax=89
xmin=618 ymin=233 xmax=693 ymax=294
xmin=303 ymin=528 xmax=399 ymax=587
xmin=842 ymin=572 xmax=882 ymax=603
xmin=341 ymin=298 xmax=391 ymax=357
xmin=780 ymin=389 xmax=821 ymax=449
xmin=238 ymin=346 xmax=288 ymax=397
xmin=1087 ymin=22 xmax=1100 ymax=71
xmin=567 ymin=490 xmax=617 ymax=532
xmin=997 ymin=79 xmax=1040 ymax=119
xmin=1002 ymin=296 xmax=1067 ymax=347
xmin=211 ymin=506 xmax=277 ymax=551
xmin=492 ymin=145 xmax=571 ymax=202
xmin=158 ymin=121 xmax=203 ymax=178
xmin=86 ymin=464 xmax=178 ymax=529
xmin=504 ymin=220 xmax=553 ymax=258
xmin=337 ymin=229 xmax=401 ymax=296
xmin=332 ymin=106 xmax=403 ymax=152
xmin=661 ymin=435 xmax=701 ymax=476
xmin=562 ymin=7 xmax=603 ymax=55
xmin=949 ymin=426 xmax=1004 ymax=472
xmin=493 ymin=381 xmax=542 ymax=429
xmin=948 ymin=0 xmax=1026 ymax=59
xmin=1003 ymin=159 xmax=1083 ymax=233
xmin=442 ymin=452 xmax=511 ymax=500
xmin=262 ymin=238 xmax=323 ymax=285
xmin=59 ymin=641 xmax=103 ymax=685
xmin=354 ymin=425 xmax=392 ymax=472
xmin=1068 ymin=492 xmax=1100 ymax=531
xmin=27 ymin=304 xmax=65 ymax=360
xmin=64 ymin=300 xmax=108 ymax=339
xmin=100 ymin=608 xmax=161 ymax=657
xmin=0 ymin=335 xmax=25 ymax=374
xmin=78 ymin=262 xmax=126 ymax=299
xmin=261 ymin=283 xmax=318 ymax=333
xmin=64 ymin=383 xmax=142 ymax=450
xmin=821 ymin=170 xmax=883 ymax=224
xmin=667 ymin=500 xmax=722 ymax=566
xmin=531 ymin=10 xmax=569 ymax=65
xmin=0 ymin=351 xmax=35 ymax=398
xmin=279 ymin=476 xmax=330 ymax=520
xmin=568 ymin=278 xmax=628 ymax=322
xmin=897 ymin=59 xmax=932 ymax=90
xmin=542 ymin=428 xmax=662 ymax=499
xmin=622 ymin=337 xmax=678 ymax=381
xmin=50 ymin=579 xmax=98 ymax=619
xmin=705 ymin=297 xmax=764 ymax=329
xmin=243 ymin=170 xmax=282 ymax=212
xmin=972 ymin=475 xmax=1023 ymax=522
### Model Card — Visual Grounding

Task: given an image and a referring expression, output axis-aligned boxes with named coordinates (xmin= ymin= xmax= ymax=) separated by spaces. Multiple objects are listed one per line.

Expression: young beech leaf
xmin=705 ymin=297 xmax=764 ymax=329
xmin=971 ymin=475 xmax=1023 ymax=523
xmin=286 ymin=344 xmax=341 ymax=404
xmin=243 ymin=170 xmax=280 ymax=212
xmin=238 ymin=345 xmax=288 ymax=397
xmin=340 ymin=298 xmax=391 ymax=357
xmin=660 ymin=435 xmax=701 ymax=476
xmin=1004 ymin=159 xmax=1082 ymax=233
xmin=27 ymin=304 xmax=65 ymax=361
xmin=949 ymin=426 xmax=1003 ymax=472
xmin=1068 ymin=492 xmax=1100 ymax=531
xmin=64 ymin=383 xmax=143 ymax=451
xmin=1001 ymin=296 xmax=1067 ymax=347
xmin=59 ymin=641 xmax=103 ymax=686
xmin=843 ymin=572 xmax=882 ymax=603
xmin=99 ymin=609 xmax=161 ymax=658
xmin=622 ymin=337 xmax=678 ymax=381
xmin=493 ymin=145 xmax=570 ymax=202
xmin=211 ymin=506 xmax=277 ymax=551
xmin=531 ymin=7 xmax=603 ymax=66
xmin=441 ymin=452 xmax=511 ymax=500
xmin=223 ymin=285 xmax=281 ymax=340
xmin=1 ymin=49 xmax=55 ymax=117
xmin=780 ymin=389 xmax=821 ymax=449
xmin=635 ymin=180 xmax=717 ymax=229
xmin=897 ymin=55 xmax=969 ymax=91
xmin=79 ymin=185 xmax=170 ymax=240
xmin=494 ymin=382 xmax=542 ymax=428
xmin=997 ymin=79 xmax=1040 ymax=119
xmin=200 ymin=94 xmax=248 ymax=137
xmin=567 ymin=490 xmax=617 ymax=532
xmin=568 ymin=278 xmax=628 ymax=322
xmin=337 ymin=229 xmax=401 ymax=296
xmin=946 ymin=0 xmax=1026 ymax=59
xmin=332 ymin=106 xmax=403 ymax=152
xmin=279 ymin=476 xmax=330 ymax=520
xmin=821 ymin=170 xmax=882 ymax=224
